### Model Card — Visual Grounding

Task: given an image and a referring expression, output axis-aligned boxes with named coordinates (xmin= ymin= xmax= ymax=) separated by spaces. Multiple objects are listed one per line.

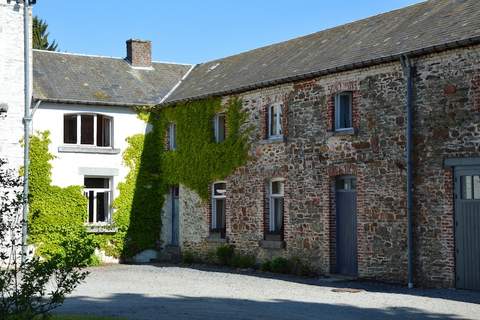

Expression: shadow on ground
xmin=55 ymin=293 xmax=473 ymax=320
xmin=149 ymin=263 xmax=480 ymax=304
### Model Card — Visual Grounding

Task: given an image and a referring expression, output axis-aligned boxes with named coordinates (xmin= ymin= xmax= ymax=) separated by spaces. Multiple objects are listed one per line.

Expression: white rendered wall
xmin=0 ymin=1 xmax=25 ymax=170
xmin=32 ymin=103 xmax=147 ymax=201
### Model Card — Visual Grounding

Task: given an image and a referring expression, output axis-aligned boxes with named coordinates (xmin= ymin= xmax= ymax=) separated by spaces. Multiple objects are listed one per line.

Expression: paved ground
xmin=55 ymin=264 xmax=480 ymax=320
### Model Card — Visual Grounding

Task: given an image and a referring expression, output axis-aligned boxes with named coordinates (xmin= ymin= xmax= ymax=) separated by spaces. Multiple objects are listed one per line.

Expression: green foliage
xmin=215 ymin=244 xmax=235 ymax=266
xmin=289 ymin=257 xmax=316 ymax=277
xmin=33 ymin=16 xmax=58 ymax=51
xmin=270 ymin=257 xmax=291 ymax=274
xmin=106 ymin=97 xmax=249 ymax=257
xmin=181 ymin=250 xmax=196 ymax=264
xmin=158 ymin=97 xmax=250 ymax=199
xmin=28 ymin=132 xmax=96 ymax=263
xmin=260 ymin=260 xmax=272 ymax=272
xmin=230 ymin=253 xmax=256 ymax=269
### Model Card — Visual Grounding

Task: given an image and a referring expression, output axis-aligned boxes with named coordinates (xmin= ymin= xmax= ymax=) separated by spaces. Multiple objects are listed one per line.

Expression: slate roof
xmin=164 ymin=0 xmax=480 ymax=104
xmin=33 ymin=50 xmax=192 ymax=106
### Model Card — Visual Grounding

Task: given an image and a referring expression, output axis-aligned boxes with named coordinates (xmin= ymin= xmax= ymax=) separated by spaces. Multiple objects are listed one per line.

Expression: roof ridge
xmin=33 ymin=49 xmax=192 ymax=66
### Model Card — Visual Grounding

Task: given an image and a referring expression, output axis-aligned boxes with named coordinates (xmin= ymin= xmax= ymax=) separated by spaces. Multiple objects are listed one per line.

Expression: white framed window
xmin=167 ymin=123 xmax=177 ymax=151
xmin=64 ymin=113 xmax=112 ymax=147
xmin=268 ymin=104 xmax=283 ymax=139
xmin=335 ymin=92 xmax=353 ymax=131
xmin=269 ymin=179 xmax=284 ymax=233
xmin=211 ymin=181 xmax=226 ymax=237
xmin=213 ymin=113 xmax=226 ymax=143
xmin=84 ymin=177 xmax=112 ymax=224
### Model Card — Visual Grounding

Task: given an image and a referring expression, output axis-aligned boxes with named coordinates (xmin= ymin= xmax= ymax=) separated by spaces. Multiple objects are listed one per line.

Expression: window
xmin=211 ymin=182 xmax=226 ymax=238
xmin=335 ymin=176 xmax=356 ymax=191
xmin=461 ymin=175 xmax=480 ymax=200
xmin=167 ymin=123 xmax=177 ymax=151
xmin=213 ymin=113 xmax=226 ymax=143
xmin=84 ymin=177 xmax=112 ymax=224
xmin=63 ymin=114 xmax=112 ymax=147
xmin=268 ymin=104 xmax=283 ymax=139
xmin=269 ymin=179 xmax=284 ymax=234
xmin=335 ymin=92 xmax=353 ymax=131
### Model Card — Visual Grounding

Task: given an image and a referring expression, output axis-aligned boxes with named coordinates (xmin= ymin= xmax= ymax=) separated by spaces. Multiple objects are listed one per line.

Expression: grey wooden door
xmin=455 ymin=168 xmax=480 ymax=290
xmin=170 ymin=186 xmax=179 ymax=246
xmin=335 ymin=176 xmax=358 ymax=276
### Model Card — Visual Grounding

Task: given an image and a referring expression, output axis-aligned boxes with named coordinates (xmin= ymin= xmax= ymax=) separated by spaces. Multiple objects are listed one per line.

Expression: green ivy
xmin=28 ymin=132 xmax=97 ymax=262
xmin=106 ymin=97 xmax=250 ymax=258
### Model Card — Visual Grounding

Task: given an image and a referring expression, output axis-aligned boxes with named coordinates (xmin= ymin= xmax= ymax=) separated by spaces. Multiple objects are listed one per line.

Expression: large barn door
xmin=455 ymin=168 xmax=480 ymax=290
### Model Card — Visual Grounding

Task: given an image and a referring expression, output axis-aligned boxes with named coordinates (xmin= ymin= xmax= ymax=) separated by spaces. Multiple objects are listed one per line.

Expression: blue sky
xmin=34 ymin=0 xmax=423 ymax=64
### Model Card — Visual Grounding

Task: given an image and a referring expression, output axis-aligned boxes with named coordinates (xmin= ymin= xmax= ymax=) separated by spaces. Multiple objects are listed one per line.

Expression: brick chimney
xmin=126 ymin=39 xmax=152 ymax=68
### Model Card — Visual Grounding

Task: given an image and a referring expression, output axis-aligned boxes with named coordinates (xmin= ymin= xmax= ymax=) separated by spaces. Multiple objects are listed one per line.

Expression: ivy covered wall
xmin=28 ymin=97 xmax=250 ymax=261
xmin=28 ymin=132 xmax=96 ymax=261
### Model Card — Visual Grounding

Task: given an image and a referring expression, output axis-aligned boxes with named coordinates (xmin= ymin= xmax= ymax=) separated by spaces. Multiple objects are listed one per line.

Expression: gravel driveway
xmin=55 ymin=264 xmax=480 ymax=320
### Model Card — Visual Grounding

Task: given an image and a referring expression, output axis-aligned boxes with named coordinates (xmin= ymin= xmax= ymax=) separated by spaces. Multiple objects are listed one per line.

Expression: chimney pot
xmin=126 ymin=39 xmax=152 ymax=68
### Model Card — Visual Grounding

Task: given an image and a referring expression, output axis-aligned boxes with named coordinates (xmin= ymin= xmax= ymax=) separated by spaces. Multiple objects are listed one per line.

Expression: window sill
xmin=332 ymin=128 xmax=357 ymax=136
xmin=258 ymin=136 xmax=286 ymax=145
xmin=259 ymin=240 xmax=286 ymax=249
xmin=59 ymin=145 xmax=121 ymax=154
xmin=207 ymin=232 xmax=227 ymax=243
xmin=85 ymin=224 xmax=118 ymax=234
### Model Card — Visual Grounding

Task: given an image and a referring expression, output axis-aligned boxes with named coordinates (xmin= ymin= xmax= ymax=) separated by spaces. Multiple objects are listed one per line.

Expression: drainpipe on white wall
xmin=21 ymin=0 xmax=35 ymax=263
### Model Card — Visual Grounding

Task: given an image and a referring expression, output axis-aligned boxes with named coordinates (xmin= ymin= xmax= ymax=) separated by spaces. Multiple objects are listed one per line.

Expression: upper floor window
xmin=167 ymin=123 xmax=177 ymax=151
xmin=268 ymin=179 xmax=284 ymax=234
xmin=335 ymin=92 xmax=353 ymax=131
xmin=213 ymin=113 xmax=226 ymax=143
xmin=84 ymin=177 xmax=112 ymax=224
xmin=211 ymin=182 xmax=226 ymax=238
xmin=268 ymin=104 xmax=283 ymax=139
xmin=64 ymin=114 xmax=112 ymax=147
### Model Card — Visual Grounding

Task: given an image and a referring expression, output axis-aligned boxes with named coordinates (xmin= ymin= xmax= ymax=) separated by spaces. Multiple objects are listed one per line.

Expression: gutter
xmin=161 ymin=36 xmax=480 ymax=106
xmin=33 ymin=97 xmax=157 ymax=108
xmin=401 ymin=55 xmax=415 ymax=289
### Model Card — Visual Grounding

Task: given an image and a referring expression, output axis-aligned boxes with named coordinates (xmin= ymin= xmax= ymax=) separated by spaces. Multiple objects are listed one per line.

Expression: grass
xmin=52 ymin=315 xmax=126 ymax=320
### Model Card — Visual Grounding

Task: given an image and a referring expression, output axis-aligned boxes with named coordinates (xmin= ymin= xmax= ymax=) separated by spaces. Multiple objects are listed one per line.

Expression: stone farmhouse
xmin=1 ymin=0 xmax=480 ymax=289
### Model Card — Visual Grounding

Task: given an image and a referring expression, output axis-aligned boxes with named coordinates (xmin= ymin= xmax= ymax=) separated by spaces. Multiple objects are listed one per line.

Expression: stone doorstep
xmin=259 ymin=240 xmax=286 ymax=249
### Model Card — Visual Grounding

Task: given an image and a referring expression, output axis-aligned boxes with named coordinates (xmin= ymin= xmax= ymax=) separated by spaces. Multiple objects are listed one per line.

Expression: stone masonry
xmin=170 ymin=44 xmax=480 ymax=288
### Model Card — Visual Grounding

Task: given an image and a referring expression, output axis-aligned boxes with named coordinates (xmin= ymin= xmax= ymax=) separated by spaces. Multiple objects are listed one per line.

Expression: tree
xmin=32 ymin=16 xmax=58 ymax=51
xmin=0 ymin=159 xmax=92 ymax=319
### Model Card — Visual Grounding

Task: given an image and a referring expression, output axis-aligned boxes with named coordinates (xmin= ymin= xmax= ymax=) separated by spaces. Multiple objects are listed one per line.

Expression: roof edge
xmin=160 ymin=36 xmax=480 ymax=106
xmin=33 ymin=96 xmax=156 ymax=108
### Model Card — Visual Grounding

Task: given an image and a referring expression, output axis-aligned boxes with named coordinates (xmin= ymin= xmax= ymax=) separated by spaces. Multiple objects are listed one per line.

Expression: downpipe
xmin=21 ymin=0 xmax=32 ymax=264
xmin=401 ymin=55 xmax=415 ymax=289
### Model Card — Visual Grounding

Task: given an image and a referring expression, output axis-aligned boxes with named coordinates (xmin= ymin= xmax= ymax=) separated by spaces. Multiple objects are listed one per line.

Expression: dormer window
xmin=64 ymin=114 xmax=112 ymax=147
xmin=334 ymin=92 xmax=353 ymax=131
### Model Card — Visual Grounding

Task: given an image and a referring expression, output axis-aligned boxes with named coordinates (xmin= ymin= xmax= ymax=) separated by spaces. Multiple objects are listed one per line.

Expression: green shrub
xmin=216 ymin=244 xmax=235 ymax=266
xmin=289 ymin=257 xmax=315 ymax=277
xmin=260 ymin=260 xmax=272 ymax=272
xmin=231 ymin=254 xmax=256 ymax=269
xmin=206 ymin=250 xmax=218 ymax=265
xmin=270 ymin=257 xmax=291 ymax=274
xmin=181 ymin=250 xmax=196 ymax=264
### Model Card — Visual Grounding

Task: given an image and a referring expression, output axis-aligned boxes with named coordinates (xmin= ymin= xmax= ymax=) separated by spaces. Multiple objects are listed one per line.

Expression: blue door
xmin=170 ymin=186 xmax=179 ymax=246
xmin=335 ymin=176 xmax=358 ymax=276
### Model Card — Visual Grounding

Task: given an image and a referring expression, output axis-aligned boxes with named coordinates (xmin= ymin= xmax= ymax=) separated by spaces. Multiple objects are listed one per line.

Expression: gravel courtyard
xmin=55 ymin=264 xmax=480 ymax=320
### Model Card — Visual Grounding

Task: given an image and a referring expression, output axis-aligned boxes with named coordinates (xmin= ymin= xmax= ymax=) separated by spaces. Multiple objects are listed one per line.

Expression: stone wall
xmin=175 ymin=44 xmax=480 ymax=288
